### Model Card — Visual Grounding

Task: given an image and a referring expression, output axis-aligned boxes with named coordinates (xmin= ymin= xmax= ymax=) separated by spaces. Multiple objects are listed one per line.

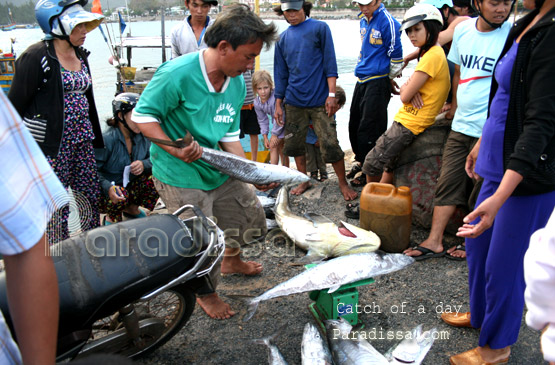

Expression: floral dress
xmin=47 ymin=59 xmax=100 ymax=242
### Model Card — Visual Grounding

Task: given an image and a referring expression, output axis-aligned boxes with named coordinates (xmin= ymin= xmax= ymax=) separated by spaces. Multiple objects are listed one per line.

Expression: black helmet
xmin=112 ymin=92 xmax=140 ymax=121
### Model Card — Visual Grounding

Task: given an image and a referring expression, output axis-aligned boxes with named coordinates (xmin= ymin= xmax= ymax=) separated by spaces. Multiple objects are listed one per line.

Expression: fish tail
xmin=243 ymin=300 xmax=260 ymax=322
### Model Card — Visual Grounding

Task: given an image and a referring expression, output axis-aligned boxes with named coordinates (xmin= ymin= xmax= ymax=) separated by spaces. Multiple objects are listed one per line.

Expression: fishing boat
xmin=1 ymin=8 xmax=16 ymax=31
xmin=0 ymin=39 xmax=16 ymax=95
xmin=111 ymin=13 xmax=170 ymax=94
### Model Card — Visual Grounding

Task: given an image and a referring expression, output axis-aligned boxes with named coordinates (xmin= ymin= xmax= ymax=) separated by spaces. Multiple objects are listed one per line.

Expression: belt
xmin=241 ymin=103 xmax=254 ymax=110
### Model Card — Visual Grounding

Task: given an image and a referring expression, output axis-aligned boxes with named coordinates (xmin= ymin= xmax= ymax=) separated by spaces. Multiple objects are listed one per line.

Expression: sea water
xmin=2 ymin=18 xmax=417 ymax=151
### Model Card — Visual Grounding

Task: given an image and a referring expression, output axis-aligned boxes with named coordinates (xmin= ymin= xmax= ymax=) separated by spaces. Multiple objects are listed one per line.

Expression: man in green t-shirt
xmin=133 ymin=4 xmax=278 ymax=320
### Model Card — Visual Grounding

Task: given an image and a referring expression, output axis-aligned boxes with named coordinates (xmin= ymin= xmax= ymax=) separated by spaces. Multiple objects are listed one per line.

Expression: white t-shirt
xmin=170 ymin=16 xmax=214 ymax=59
xmin=448 ymin=18 xmax=512 ymax=138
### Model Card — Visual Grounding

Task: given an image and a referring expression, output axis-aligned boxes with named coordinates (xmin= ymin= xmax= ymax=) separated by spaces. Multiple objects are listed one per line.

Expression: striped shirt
xmin=0 ymin=92 xmax=68 ymax=363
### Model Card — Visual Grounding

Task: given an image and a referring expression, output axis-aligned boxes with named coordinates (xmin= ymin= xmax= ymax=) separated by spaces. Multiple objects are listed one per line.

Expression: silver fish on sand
xmin=252 ymin=325 xmax=289 ymax=365
xmin=326 ymin=318 xmax=388 ymax=364
xmin=243 ymin=252 xmax=414 ymax=321
xmin=301 ymin=323 xmax=333 ymax=365
xmin=148 ymin=133 xmax=310 ymax=186
xmin=275 ymin=187 xmax=381 ymax=261
xmin=384 ymin=325 xmax=437 ymax=365
xmin=325 ymin=318 xmax=437 ymax=365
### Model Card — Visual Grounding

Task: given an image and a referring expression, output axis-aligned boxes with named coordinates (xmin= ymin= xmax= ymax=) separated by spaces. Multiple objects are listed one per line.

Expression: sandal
xmin=310 ymin=171 xmax=319 ymax=180
xmin=344 ymin=203 xmax=360 ymax=219
xmin=446 ymin=244 xmax=466 ymax=261
xmin=346 ymin=163 xmax=362 ymax=179
xmin=350 ymin=174 xmax=367 ymax=187
xmin=319 ymin=171 xmax=328 ymax=181
xmin=407 ymin=246 xmax=446 ymax=261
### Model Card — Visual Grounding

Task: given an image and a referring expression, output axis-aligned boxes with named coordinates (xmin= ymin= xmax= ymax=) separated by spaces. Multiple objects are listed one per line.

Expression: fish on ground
xmin=325 ymin=318 xmax=388 ymax=364
xmin=252 ymin=325 xmax=289 ymax=365
xmin=383 ymin=324 xmax=437 ymax=365
xmin=242 ymin=252 xmax=414 ymax=321
xmin=325 ymin=318 xmax=437 ymax=365
xmin=301 ymin=322 xmax=333 ymax=365
xmin=274 ymin=186 xmax=381 ymax=262
xmin=148 ymin=133 xmax=310 ymax=186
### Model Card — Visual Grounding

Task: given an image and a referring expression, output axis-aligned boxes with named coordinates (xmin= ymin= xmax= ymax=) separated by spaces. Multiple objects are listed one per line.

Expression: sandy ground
xmin=136 ymin=155 xmax=546 ymax=365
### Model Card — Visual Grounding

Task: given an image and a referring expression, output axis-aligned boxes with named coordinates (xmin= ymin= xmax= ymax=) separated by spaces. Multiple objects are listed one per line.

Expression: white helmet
xmin=50 ymin=4 xmax=104 ymax=38
xmin=400 ymin=3 xmax=443 ymax=31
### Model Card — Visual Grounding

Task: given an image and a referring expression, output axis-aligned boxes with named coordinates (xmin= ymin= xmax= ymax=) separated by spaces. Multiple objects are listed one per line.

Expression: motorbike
xmin=0 ymin=205 xmax=225 ymax=361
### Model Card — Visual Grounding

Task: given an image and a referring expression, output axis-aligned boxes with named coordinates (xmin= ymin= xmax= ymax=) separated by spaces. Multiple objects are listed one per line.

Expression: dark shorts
xmin=362 ymin=121 xmax=416 ymax=176
xmin=240 ymin=108 xmax=260 ymax=137
xmin=434 ymin=130 xmax=481 ymax=208
xmin=282 ymin=104 xmax=344 ymax=163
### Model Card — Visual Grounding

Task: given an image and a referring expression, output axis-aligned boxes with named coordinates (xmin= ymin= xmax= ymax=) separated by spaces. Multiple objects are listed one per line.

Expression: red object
xmin=91 ymin=0 xmax=102 ymax=14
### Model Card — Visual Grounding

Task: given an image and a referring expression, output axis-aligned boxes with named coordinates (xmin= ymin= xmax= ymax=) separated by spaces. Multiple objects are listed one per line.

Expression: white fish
xmin=201 ymin=148 xmax=310 ymax=186
xmin=301 ymin=323 xmax=333 ymax=365
xmin=326 ymin=320 xmax=437 ymax=365
xmin=384 ymin=325 xmax=437 ymax=365
xmin=275 ymin=187 xmax=381 ymax=261
xmin=325 ymin=318 xmax=388 ymax=365
xmin=243 ymin=252 xmax=414 ymax=321
xmin=252 ymin=325 xmax=289 ymax=365
xmin=148 ymin=133 xmax=311 ymax=186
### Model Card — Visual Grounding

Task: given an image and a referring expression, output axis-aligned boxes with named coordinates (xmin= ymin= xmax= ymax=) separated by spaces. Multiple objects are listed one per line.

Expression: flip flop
xmin=446 ymin=244 xmax=466 ymax=261
xmin=408 ymin=246 xmax=446 ymax=261
xmin=344 ymin=203 xmax=360 ymax=219
xmin=346 ymin=163 xmax=362 ymax=179
xmin=350 ymin=174 xmax=367 ymax=187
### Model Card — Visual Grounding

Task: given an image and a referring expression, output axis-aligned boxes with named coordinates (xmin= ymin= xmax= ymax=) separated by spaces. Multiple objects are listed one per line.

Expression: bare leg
xmin=196 ymin=293 xmax=236 ymax=320
xmin=250 ymin=134 xmax=258 ymax=162
xmin=331 ymin=159 xmax=358 ymax=201
xmin=291 ymin=155 xmax=311 ymax=195
xmin=379 ymin=171 xmax=394 ymax=184
xmin=404 ymin=205 xmax=456 ymax=257
xmin=366 ymin=174 xmax=382 ymax=184
xmin=279 ymin=140 xmax=289 ymax=167
xmin=270 ymin=147 xmax=279 ymax=165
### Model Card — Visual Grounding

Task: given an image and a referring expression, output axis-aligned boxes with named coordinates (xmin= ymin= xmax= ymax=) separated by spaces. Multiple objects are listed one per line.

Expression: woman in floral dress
xmin=9 ymin=0 xmax=104 ymax=243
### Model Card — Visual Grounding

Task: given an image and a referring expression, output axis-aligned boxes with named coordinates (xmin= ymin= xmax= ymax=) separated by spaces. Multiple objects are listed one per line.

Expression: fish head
xmin=324 ymin=318 xmax=353 ymax=338
xmin=327 ymin=221 xmax=381 ymax=256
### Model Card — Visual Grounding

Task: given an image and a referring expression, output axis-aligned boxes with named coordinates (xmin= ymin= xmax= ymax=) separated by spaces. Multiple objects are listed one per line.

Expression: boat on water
xmin=111 ymin=12 xmax=170 ymax=95
xmin=0 ymin=39 xmax=16 ymax=95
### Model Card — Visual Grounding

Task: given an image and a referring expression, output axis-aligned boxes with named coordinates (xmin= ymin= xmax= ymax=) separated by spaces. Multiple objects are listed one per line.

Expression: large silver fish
xmin=326 ymin=319 xmax=437 ymax=365
xmin=148 ymin=134 xmax=310 ymax=186
xmin=325 ymin=318 xmax=388 ymax=364
xmin=301 ymin=323 xmax=333 ymax=365
xmin=275 ymin=187 xmax=381 ymax=261
xmin=243 ymin=252 xmax=414 ymax=321
xmin=252 ymin=325 xmax=289 ymax=365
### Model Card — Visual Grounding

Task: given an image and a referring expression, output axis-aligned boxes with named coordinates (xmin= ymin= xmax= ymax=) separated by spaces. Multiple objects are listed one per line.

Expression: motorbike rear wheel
xmin=76 ymin=284 xmax=195 ymax=360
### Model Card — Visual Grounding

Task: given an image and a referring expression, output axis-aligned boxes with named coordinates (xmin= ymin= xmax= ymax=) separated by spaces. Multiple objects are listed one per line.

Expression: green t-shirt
xmin=133 ymin=50 xmax=246 ymax=190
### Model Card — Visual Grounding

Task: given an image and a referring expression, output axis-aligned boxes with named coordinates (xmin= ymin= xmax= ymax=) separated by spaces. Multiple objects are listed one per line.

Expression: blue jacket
xmin=274 ymin=18 xmax=338 ymax=108
xmin=355 ymin=4 xmax=403 ymax=82
xmin=95 ymin=127 xmax=153 ymax=195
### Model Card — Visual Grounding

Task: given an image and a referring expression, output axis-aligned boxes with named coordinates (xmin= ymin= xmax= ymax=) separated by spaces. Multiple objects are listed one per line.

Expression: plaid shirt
xmin=0 ymin=91 xmax=68 ymax=364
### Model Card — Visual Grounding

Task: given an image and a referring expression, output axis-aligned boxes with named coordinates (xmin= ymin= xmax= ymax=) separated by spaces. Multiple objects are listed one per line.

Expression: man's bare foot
xmin=403 ymin=238 xmax=443 ymax=258
xmin=221 ymin=256 xmax=263 ymax=276
xmin=291 ymin=181 xmax=311 ymax=195
xmin=196 ymin=293 xmax=236 ymax=320
xmin=339 ymin=183 xmax=358 ymax=201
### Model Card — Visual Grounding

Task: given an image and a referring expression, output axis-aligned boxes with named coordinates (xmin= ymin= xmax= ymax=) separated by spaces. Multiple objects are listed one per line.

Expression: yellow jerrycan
xmin=359 ymin=183 xmax=412 ymax=253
